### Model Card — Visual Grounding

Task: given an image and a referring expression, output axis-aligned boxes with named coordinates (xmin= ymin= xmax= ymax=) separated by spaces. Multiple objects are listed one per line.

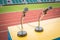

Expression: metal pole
xmin=38 ymin=12 xmax=44 ymax=27
xmin=21 ymin=16 xmax=23 ymax=31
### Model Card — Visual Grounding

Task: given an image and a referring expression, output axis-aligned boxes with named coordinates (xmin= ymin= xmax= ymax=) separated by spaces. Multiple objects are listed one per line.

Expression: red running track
xmin=0 ymin=8 xmax=60 ymax=40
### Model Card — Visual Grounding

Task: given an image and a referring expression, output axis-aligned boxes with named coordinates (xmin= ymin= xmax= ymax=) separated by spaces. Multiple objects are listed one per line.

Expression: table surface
xmin=8 ymin=18 xmax=60 ymax=40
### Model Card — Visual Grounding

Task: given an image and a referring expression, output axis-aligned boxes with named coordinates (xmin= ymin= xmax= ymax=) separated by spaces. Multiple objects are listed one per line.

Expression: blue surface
xmin=8 ymin=31 xmax=12 ymax=40
xmin=53 ymin=37 xmax=60 ymax=40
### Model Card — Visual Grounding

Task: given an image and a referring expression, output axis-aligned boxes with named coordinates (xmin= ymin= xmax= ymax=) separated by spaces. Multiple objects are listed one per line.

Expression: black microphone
xmin=43 ymin=6 xmax=52 ymax=15
xmin=23 ymin=7 xmax=28 ymax=17
xmin=35 ymin=6 xmax=53 ymax=32
xmin=17 ymin=7 xmax=28 ymax=37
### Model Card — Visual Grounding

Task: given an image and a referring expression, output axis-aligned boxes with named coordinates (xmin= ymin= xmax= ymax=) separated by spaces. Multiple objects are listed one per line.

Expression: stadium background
xmin=0 ymin=0 xmax=60 ymax=40
xmin=0 ymin=0 xmax=60 ymax=5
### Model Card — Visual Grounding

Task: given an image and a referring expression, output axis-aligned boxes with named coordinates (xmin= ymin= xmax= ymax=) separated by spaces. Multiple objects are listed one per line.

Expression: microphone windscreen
xmin=24 ymin=7 xmax=28 ymax=12
xmin=48 ymin=6 xmax=52 ymax=10
xmin=23 ymin=7 xmax=28 ymax=17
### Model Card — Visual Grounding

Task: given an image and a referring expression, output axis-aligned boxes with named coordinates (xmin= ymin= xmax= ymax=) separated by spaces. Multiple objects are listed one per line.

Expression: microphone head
xmin=24 ymin=7 xmax=28 ymax=12
xmin=23 ymin=7 xmax=28 ymax=17
xmin=48 ymin=6 xmax=52 ymax=10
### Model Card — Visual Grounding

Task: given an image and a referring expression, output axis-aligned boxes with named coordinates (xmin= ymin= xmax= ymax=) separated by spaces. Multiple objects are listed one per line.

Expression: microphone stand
xmin=35 ymin=6 xmax=52 ymax=32
xmin=38 ymin=13 xmax=44 ymax=27
xmin=17 ymin=12 xmax=27 ymax=37
xmin=35 ymin=12 xmax=44 ymax=32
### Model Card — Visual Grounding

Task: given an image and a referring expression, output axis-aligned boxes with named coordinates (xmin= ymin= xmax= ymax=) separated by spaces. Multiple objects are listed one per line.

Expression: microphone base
xmin=35 ymin=26 xmax=43 ymax=32
xmin=17 ymin=31 xmax=27 ymax=37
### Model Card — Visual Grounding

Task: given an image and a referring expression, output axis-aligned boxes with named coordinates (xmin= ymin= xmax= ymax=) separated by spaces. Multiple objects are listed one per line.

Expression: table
xmin=8 ymin=18 xmax=60 ymax=40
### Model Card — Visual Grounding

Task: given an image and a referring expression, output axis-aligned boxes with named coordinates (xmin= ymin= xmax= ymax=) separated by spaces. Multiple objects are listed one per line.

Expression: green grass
xmin=0 ymin=3 xmax=60 ymax=14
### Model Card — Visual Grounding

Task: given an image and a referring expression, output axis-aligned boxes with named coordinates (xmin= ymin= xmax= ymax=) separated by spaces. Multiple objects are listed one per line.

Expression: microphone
xmin=17 ymin=7 xmax=28 ymax=37
xmin=23 ymin=7 xmax=28 ymax=17
xmin=35 ymin=6 xmax=53 ymax=32
xmin=43 ymin=6 xmax=52 ymax=15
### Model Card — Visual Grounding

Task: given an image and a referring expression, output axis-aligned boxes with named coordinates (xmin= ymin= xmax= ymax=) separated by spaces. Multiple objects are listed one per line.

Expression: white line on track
xmin=0 ymin=30 xmax=8 ymax=33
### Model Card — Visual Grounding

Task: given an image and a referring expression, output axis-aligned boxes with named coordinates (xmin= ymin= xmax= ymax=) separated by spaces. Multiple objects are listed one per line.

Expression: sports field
xmin=0 ymin=3 xmax=60 ymax=14
xmin=0 ymin=3 xmax=60 ymax=40
xmin=0 ymin=3 xmax=60 ymax=30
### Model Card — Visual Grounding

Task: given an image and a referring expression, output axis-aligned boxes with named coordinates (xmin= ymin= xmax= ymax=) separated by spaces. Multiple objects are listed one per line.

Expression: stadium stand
xmin=0 ymin=0 xmax=3 ymax=5
xmin=0 ymin=0 xmax=60 ymax=5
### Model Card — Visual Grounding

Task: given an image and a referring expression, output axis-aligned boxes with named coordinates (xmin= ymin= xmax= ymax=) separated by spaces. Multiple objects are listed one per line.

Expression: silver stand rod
xmin=38 ymin=12 xmax=45 ymax=27
xmin=17 ymin=13 xmax=27 ymax=37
